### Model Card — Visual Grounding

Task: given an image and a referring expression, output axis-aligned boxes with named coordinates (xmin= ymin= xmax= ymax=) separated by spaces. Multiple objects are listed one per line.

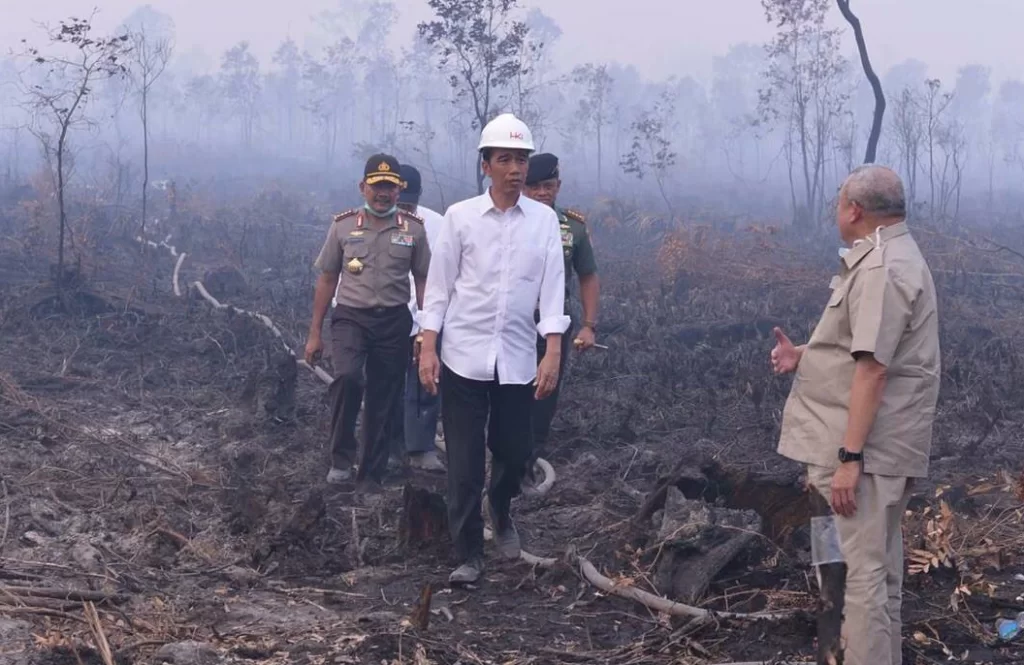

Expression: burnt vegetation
xmin=1 ymin=1 xmax=1023 ymax=664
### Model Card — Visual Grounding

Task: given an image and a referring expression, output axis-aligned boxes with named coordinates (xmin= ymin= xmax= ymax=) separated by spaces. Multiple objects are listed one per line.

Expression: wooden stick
xmin=0 ymin=586 xmax=127 ymax=604
xmin=84 ymin=601 xmax=115 ymax=665
xmin=574 ymin=553 xmax=796 ymax=622
xmin=0 ymin=478 xmax=8 ymax=555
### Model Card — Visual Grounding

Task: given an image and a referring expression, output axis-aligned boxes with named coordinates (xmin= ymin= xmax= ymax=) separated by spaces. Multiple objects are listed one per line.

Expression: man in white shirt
xmin=417 ymin=113 xmax=570 ymax=585
xmin=395 ymin=164 xmax=446 ymax=472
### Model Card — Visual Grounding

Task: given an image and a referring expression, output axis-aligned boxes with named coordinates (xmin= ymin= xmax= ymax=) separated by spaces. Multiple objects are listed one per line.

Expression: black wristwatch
xmin=838 ymin=447 xmax=863 ymax=463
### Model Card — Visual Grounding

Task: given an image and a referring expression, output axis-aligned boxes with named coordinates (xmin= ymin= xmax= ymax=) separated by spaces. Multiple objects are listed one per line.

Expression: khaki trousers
xmin=807 ymin=465 xmax=914 ymax=665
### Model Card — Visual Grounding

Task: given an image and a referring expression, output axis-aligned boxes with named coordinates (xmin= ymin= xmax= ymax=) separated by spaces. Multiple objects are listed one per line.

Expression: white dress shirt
xmin=420 ymin=190 xmax=570 ymax=385
xmin=408 ymin=205 xmax=445 ymax=335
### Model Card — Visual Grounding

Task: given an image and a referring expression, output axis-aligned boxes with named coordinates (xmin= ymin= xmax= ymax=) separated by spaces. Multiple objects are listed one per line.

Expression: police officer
xmin=523 ymin=153 xmax=600 ymax=473
xmin=396 ymin=164 xmax=446 ymax=472
xmin=305 ymin=154 xmax=431 ymax=489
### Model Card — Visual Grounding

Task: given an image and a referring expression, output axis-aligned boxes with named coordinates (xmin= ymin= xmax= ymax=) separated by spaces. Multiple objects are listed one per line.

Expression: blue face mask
xmin=364 ymin=202 xmax=397 ymax=218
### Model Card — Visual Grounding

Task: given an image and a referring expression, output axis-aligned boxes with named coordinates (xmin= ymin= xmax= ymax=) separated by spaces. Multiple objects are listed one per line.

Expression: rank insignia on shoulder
xmin=400 ymin=210 xmax=423 ymax=224
xmin=564 ymin=208 xmax=585 ymax=223
xmin=333 ymin=209 xmax=358 ymax=223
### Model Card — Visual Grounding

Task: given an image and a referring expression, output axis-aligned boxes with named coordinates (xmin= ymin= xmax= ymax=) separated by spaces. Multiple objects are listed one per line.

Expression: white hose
xmin=434 ymin=433 xmax=555 ymax=496
xmin=139 ymin=237 xmax=331 ymax=386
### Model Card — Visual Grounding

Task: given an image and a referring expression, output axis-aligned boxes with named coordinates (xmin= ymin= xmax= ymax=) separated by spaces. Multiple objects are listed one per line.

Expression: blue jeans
xmin=400 ymin=332 xmax=442 ymax=454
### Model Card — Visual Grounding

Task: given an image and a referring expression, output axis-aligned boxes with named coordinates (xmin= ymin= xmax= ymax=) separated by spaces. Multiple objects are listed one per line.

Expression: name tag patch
xmin=391 ymin=233 xmax=415 ymax=247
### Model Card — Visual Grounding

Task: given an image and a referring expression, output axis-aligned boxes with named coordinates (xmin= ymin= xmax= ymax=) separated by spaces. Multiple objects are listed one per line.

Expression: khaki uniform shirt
xmin=777 ymin=222 xmax=940 ymax=478
xmin=313 ymin=208 xmax=431 ymax=309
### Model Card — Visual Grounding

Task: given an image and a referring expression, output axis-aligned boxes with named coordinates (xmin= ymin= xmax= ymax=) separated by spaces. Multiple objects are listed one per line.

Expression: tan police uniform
xmin=777 ymin=221 xmax=940 ymax=665
xmin=314 ymin=205 xmax=430 ymax=482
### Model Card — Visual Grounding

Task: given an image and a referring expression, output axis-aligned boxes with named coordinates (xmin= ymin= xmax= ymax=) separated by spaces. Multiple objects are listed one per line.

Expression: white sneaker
xmin=410 ymin=450 xmax=445 ymax=472
xmin=326 ymin=466 xmax=352 ymax=484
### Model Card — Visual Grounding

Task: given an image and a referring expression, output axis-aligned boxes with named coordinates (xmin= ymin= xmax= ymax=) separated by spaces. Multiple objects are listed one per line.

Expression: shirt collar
xmin=478 ymin=189 xmax=524 ymax=217
xmin=840 ymin=221 xmax=909 ymax=270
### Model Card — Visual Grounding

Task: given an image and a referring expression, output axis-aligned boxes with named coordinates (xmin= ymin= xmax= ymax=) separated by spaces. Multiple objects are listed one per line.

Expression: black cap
xmin=364 ymin=153 xmax=402 ymax=186
xmin=526 ymin=153 xmax=559 ymax=186
xmin=398 ymin=164 xmax=422 ymax=203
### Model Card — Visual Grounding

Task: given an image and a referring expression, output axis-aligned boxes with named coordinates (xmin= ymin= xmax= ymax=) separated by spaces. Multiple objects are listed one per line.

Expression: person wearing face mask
xmin=305 ymin=154 xmax=431 ymax=491
xmin=771 ymin=165 xmax=940 ymax=665
xmin=417 ymin=113 xmax=570 ymax=585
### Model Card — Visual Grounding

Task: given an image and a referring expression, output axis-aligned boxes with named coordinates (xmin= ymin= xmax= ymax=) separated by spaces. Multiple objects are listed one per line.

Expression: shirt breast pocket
xmin=810 ymin=286 xmax=848 ymax=344
xmin=344 ymin=241 xmax=369 ymax=260
xmin=388 ymin=242 xmax=413 ymax=262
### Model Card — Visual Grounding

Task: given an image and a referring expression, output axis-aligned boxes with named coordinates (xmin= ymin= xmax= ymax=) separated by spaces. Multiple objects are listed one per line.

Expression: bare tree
xmin=934 ymin=119 xmax=967 ymax=221
xmin=127 ymin=27 xmax=172 ymax=239
xmin=220 ymin=42 xmax=260 ymax=149
xmin=418 ymin=0 xmax=529 ymax=194
xmin=18 ymin=15 xmax=130 ymax=297
xmin=620 ymin=90 xmax=678 ymax=215
xmin=889 ymin=87 xmax=924 ymax=215
xmin=572 ymin=63 xmax=614 ymax=189
xmin=836 ymin=0 xmax=885 ymax=163
xmin=302 ymin=38 xmax=356 ymax=167
xmin=921 ymin=78 xmax=954 ymax=217
xmin=758 ymin=0 xmax=849 ymax=228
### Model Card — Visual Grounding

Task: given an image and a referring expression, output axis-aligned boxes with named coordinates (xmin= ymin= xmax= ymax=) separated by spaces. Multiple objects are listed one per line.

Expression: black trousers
xmin=441 ymin=363 xmax=534 ymax=562
xmin=532 ymin=319 xmax=574 ymax=455
xmin=328 ymin=304 xmax=412 ymax=482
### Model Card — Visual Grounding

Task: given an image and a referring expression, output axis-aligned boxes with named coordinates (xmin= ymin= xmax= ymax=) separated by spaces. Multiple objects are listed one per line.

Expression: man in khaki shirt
xmin=305 ymin=154 xmax=431 ymax=490
xmin=771 ymin=165 xmax=939 ymax=665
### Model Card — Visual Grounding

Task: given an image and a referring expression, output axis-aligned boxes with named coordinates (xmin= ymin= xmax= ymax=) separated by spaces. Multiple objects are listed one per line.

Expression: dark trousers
xmin=403 ymin=332 xmax=442 ymax=454
xmin=328 ymin=304 xmax=412 ymax=482
xmin=441 ymin=363 xmax=534 ymax=562
xmin=532 ymin=319 xmax=574 ymax=455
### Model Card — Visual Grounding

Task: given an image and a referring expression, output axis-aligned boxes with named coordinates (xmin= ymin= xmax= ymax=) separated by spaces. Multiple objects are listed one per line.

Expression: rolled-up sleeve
xmin=849 ymin=265 xmax=914 ymax=366
xmin=420 ymin=210 xmax=458 ymax=333
xmin=536 ymin=212 xmax=571 ymax=337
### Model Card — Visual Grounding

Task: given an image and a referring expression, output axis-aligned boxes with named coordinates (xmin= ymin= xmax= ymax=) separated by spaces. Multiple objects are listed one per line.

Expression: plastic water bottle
xmin=995 ymin=613 xmax=1024 ymax=642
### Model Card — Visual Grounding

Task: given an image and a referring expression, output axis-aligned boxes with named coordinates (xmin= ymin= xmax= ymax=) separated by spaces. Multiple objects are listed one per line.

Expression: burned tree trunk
xmin=837 ymin=0 xmax=886 ymax=164
xmin=652 ymin=487 xmax=762 ymax=604
xmin=809 ymin=487 xmax=846 ymax=665
xmin=398 ymin=484 xmax=449 ymax=552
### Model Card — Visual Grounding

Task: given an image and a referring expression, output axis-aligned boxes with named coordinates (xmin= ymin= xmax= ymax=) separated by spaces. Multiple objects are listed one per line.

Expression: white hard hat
xmin=477 ymin=113 xmax=535 ymax=152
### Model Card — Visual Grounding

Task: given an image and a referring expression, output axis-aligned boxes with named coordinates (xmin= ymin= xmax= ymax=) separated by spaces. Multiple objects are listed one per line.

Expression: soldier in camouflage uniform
xmin=524 ymin=153 xmax=601 ymax=475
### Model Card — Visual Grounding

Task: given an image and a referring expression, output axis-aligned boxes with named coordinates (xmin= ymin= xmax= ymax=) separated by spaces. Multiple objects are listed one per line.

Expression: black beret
xmin=398 ymin=164 xmax=422 ymax=202
xmin=526 ymin=153 xmax=559 ymax=185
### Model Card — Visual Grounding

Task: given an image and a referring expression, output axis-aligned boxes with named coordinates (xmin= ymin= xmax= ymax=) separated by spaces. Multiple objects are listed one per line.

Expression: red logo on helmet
xmin=510 ymin=131 xmax=523 ymax=139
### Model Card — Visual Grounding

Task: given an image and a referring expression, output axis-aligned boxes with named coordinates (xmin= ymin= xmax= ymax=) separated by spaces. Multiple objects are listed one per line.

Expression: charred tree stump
xmin=809 ymin=487 xmax=845 ymax=665
xmin=398 ymin=485 xmax=449 ymax=552
xmin=652 ymin=487 xmax=762 ymax=604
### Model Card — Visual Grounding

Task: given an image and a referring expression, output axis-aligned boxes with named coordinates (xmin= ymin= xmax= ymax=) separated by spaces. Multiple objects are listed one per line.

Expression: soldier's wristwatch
xmin=582 ymin=320 xmax=597 ymax=330
xmin=838 ymin=447 xmax=863 ymax=463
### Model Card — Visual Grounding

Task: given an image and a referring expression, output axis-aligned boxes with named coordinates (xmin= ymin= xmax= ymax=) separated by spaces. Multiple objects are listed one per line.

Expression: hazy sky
xmin=2 ymin=0 xmax=1022 ymax=87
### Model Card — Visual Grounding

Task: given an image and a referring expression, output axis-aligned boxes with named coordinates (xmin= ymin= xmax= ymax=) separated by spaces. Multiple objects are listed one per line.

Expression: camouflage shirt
xmin=556 ymin=207 xmax=598 ymax=303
